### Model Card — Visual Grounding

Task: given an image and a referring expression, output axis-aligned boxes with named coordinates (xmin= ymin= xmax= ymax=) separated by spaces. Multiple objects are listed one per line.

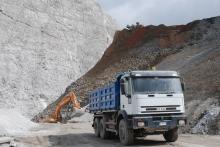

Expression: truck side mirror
xmin=120 ymin=79 xmax=131 ymax=98
xmin=120 ymin=79 xmax=126 ymax=95
xmin=124 ymin=80 xmax=131 ymax=98
xmin=181 ymin=82 xmax=185 ymax=91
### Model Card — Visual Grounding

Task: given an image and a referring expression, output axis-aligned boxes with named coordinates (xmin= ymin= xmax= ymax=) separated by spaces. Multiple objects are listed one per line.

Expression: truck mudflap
xmin=132 ymin=115 xmax=186 ymax=131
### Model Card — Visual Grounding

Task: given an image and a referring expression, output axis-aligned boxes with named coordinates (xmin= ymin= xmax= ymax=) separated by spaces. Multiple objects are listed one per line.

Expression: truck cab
xmin=89 ymin=71 xmax=186 ymax=145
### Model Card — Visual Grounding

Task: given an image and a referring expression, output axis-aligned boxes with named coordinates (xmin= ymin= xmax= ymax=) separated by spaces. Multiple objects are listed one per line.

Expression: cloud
xmin=98 ymin=0 xmax=220 ymax=27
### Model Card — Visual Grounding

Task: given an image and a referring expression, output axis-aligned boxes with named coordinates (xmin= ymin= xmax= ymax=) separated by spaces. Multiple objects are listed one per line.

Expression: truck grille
xmin=141 ymin=105 xmax=180 ymax=113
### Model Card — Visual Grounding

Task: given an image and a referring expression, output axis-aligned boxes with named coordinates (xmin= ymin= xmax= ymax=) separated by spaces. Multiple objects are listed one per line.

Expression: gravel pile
xmin=192 ymin=105 xmax=220 ymax=134
xmin=0 ymin=109 xmax=37 ymax=136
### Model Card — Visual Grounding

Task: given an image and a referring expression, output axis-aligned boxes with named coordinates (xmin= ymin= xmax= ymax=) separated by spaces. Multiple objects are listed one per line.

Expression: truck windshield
xmin=132 ymin=77 xmax=182 ymax=94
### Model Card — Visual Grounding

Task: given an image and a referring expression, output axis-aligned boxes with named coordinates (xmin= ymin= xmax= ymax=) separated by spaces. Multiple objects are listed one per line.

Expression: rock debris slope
xmin=35 ymin=16 xmax=220 ymax=134
xmin=0 ymin=0 xmax=118 ymax=117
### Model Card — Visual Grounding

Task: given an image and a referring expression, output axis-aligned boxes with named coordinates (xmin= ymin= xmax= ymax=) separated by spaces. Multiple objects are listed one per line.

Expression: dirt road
xmin=7 ymin=121 xmax=219 ymax=147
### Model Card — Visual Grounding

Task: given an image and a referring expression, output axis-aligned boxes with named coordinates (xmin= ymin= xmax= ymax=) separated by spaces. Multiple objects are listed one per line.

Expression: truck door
xmin=120 ymin=77 xmax=133 ymax=114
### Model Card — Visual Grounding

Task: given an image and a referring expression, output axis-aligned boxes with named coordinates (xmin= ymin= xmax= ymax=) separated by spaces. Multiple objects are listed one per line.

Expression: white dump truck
xmin=89 ymin=71 xmax=186 ymax=145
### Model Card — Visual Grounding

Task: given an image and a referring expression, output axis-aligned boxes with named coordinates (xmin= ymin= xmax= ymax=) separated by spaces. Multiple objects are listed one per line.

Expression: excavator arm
xmin=47 ymin=92 xmax=81 ymax=123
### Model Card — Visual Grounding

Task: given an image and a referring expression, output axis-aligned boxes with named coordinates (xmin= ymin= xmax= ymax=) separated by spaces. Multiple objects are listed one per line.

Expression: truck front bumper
xmin=132 ymin=114 xmax=186 ymax=132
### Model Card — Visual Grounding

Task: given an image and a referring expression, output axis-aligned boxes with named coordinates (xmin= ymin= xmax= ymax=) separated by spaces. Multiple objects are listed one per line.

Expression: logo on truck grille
xmin=157 ymin=107 xmax=166 ymax=111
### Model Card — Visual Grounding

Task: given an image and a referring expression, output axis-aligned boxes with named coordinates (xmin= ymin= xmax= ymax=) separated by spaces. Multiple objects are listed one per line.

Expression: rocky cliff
xmin=34 ymin=16 xmax=220 ymax=134
xmin=0 ymin=0 xmax=118 ymax=117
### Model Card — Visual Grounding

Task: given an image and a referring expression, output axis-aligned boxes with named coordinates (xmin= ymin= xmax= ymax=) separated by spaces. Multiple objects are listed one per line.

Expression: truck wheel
xmin=119 ymin=119 xmax=134 ymax=145
xmin=94 ymin=118 xmax=100 ymax=137
xmin=163 ymin=127 xmax=178 ymax=142
xmin=100 ymin=118 xmax=110 ymax=139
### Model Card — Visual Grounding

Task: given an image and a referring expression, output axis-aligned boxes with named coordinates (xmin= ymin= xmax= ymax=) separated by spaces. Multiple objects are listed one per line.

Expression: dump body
xmin=89 ymin=82 xmax=120 ymax=112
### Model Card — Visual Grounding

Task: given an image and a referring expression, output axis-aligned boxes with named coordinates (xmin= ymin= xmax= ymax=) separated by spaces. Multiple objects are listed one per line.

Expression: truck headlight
xmin=137 ymin=121 xmax=145 ymax=127
xmin=178 ymin=120 xmax=185 ymax=126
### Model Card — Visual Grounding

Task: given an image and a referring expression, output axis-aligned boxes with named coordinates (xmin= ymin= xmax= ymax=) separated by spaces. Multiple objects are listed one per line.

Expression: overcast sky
xmin=98 ymin=0 xmax=220 ymax=27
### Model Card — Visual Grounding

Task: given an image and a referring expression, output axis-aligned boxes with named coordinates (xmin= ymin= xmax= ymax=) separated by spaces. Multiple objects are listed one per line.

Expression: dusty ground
xmin=1 ymin=115 xmax=220 ymax=147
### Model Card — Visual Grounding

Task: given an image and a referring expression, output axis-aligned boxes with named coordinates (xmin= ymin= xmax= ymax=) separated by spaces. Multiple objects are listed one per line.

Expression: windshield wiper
xmin=140 ymin=91 xmax=176 ymax=94
xmin=157 ymin=91 xmax=175 ymax=94
xmin=144 ymin=91 xmax=155 ymax=94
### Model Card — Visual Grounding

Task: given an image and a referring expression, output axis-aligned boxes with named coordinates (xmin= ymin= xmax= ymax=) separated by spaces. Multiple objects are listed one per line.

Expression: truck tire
xmin=94 ymin=118 xmax=100 ymax=137
xmin=163 ymin=127 xmax=178 ymax=142
xmin=119 ymin=119 xmax=134 ymax=145
xmin=100 ymin=118 xmax=110 ymax=139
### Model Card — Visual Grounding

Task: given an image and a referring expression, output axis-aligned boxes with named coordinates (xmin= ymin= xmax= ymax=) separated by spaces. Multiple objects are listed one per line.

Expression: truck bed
xmin=89 ymin=81 xmax=120 ymax=113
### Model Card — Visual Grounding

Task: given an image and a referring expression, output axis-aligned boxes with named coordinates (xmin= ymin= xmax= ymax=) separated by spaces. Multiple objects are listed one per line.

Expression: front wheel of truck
xmin=163 ymin=127 xmax=178 ymax=142
xmin=94 ymin=118 xmax=100 ymax=137
xmin=119 ymin=119 xmax=134 ymax=145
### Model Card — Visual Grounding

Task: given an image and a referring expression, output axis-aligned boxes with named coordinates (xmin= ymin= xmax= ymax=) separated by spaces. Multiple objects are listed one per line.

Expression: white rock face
xmin=0 ymin=0 xmax=118 ymax=117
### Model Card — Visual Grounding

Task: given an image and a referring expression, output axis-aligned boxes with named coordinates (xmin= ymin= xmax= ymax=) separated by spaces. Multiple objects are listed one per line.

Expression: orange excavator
xmin=46 ymin=92 xmax=81 ymax=123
